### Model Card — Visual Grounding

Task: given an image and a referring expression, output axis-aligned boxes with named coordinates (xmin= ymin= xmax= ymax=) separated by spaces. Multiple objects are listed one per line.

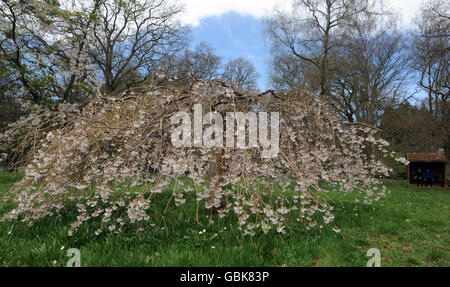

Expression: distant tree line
xmin=267 ymin=0 xmax=448 ymax=159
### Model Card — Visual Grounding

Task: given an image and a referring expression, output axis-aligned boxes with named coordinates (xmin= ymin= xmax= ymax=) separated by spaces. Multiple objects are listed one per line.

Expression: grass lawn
xmin=0 ymin=171 xmax=448 ymax=267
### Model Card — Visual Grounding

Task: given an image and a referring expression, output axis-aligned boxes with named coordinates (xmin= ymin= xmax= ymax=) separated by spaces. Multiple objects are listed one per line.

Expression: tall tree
xmin=269 ymin=51 xmax=313 ymax=90
xmin=267 ymin=0 xmax=371 ymax=96
xmin=411 ymin=0 xmax=449 ymax=158
xmin=87 ymin=0 xmax=189 ymax=93
xmin=412 ymin=0 xmax=449 ymax=116
xmin=328 ymin=11 xmax=411 ymax=125
xmin=222 ymin=57 xmax=259 ymax=92
xmin=172 ymin=42 xmax=222 ymax=82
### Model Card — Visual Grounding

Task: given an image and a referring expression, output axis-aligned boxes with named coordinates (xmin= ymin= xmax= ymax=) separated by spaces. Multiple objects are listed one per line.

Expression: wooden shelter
xmin=406 ymin=153 xmax=447 ymax=188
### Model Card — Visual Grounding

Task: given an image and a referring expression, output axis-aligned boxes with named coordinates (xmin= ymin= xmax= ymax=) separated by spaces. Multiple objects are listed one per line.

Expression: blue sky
xmin=190 ymin=12 xmax=271 ymax=90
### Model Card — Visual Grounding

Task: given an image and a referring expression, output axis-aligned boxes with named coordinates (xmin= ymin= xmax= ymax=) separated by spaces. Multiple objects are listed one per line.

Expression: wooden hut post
xmin=407 ymin=161 xmax=411 ymax=187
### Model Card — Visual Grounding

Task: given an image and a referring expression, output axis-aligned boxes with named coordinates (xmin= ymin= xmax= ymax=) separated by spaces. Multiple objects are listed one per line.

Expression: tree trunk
xmin=205 ymin=148 xmax=226 ymax=215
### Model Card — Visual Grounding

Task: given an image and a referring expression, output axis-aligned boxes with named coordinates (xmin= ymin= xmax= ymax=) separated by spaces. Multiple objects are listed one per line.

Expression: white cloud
xmin=176 ymin=0 xmax=278 ymax=26
xmin=177 ymin=0 xmax=424 ymax=27
xmin=388 ymin=0 xmax=423 ymax=26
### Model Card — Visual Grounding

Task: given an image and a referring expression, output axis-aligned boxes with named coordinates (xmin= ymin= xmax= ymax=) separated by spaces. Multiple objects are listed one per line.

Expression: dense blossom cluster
xmin=0 ymin=81 xmax=407 ymax=236
xmin=0 ymin=102 xmax=82 ymax=169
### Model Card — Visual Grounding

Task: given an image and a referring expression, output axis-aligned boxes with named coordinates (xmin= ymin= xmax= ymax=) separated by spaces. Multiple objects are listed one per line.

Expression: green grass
xmin=0 ymin=171 xmax=448 ymax=267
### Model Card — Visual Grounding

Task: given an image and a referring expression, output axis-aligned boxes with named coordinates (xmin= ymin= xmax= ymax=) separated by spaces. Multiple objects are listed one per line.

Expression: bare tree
xmin=87 ymin=0 xmax=189 ymax=93
xmin=411 ymin=0 xmax=449 ymax=160
xmin=269 ymin=51 xmax=313 ymax=90
xmin=172 ymin=41 xmax=222 ymax=82
xmin=412 ymin=0 xmax=449 ymax=115
xmin=267 ymin=0 xmax=371 ymax=96
xmin=222 ymin=57 xmax=259 ymax=92
xmin=328 ymin=12 xmax=411 ymax=125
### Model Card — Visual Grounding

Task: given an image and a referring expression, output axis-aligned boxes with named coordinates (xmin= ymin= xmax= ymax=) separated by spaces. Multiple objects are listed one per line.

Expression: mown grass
xmin=0 ymin=171 xmax=448 ymax=267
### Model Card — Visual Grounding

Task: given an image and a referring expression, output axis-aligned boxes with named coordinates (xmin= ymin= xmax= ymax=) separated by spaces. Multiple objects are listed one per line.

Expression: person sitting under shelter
xmin=424 ymin=169 xmax=433 ymax=187
xmin=416 ymin=169 xmax=424 ymax=187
